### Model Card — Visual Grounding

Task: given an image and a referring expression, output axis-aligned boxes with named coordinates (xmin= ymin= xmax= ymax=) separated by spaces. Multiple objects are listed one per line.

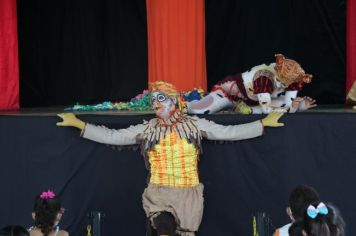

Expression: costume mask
xmin=151 ymin=91 xmax=177 ymax=119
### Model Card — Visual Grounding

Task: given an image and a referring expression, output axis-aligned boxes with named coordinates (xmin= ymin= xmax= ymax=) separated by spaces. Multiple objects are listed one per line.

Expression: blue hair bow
xmin=307 ymin=202 xmax=328 ymax=219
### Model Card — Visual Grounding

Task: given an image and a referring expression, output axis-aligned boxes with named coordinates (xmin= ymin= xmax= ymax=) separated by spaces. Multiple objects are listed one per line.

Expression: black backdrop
xmin=205 ymin=0 xmax=346 ymax=103
xmin=17 ymin=0 xmax=148 ymax=107
xmin=17 ymin=0 xmax=346 ymax=107
xmin=1 ymin=113 xmax=356 ymax=235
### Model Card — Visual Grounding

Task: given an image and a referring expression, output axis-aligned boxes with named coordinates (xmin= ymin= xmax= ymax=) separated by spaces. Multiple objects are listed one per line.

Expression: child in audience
xmin=289 ymin=201 xmax=345 ymax=236
xmin=274 ymin=185 xmax=320 ymax=236
xmin=29 ymin=190 xmax=68 ymax=236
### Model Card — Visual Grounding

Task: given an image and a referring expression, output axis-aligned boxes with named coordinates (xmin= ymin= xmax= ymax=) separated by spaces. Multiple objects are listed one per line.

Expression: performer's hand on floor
xmin=261 ymin=112 xmax=284 ymax=127
xmin=57 ymin=113 xmax=86 ymax=130
xmin=298 ymin=96 xmax=317 ymax=111
xmin=289 ymin=97 xmax=304 ymax=113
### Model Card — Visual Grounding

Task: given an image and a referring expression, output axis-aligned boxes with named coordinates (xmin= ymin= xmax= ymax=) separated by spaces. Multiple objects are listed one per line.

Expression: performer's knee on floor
xmin=153 ymin=212 xmax=177 ymax=236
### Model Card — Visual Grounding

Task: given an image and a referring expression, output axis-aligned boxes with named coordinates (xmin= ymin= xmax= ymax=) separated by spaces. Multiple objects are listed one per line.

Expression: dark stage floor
xmin=0 ymin=104 xmax=355 ymax=116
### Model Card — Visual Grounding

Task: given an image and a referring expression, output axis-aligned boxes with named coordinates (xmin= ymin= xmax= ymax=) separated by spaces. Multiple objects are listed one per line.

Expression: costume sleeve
xmin=255 ymin=92 xmax=273 ymax=113
xmin=252 ymin=73 xmax=275 ymax=113
xmin=287 ymin=82 xmax=303 ymax=91
xmin=195 ymin=118 xmax=263 ymax=141
xmin=284 ymin=90 xmax=298 ymax=108
xmin=253 ymin=76 xmax=274 ymax=94
xmin=81 ymin=123 xmax=145 ymax=145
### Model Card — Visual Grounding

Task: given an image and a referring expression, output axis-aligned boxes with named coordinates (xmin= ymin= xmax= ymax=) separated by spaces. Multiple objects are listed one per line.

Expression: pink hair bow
xmin=40 ymin=190 xmax=56 ymax=199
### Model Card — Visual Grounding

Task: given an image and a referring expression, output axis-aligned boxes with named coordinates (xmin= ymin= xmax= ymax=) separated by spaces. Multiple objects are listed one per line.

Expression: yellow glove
xmin=261 ymin=112 xmax=284 ymax=127
xmin=234 ymin=101 xmax=252 ymax=115
xmin=353 ymin=105 xmax=356 ymax=110
xmin=57 ymin=113 xmax=86 ymax=130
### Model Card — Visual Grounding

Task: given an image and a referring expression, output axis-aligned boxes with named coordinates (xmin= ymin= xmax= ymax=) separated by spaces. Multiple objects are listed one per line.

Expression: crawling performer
xmin=187 ymin=54 xmax=316 ymax=114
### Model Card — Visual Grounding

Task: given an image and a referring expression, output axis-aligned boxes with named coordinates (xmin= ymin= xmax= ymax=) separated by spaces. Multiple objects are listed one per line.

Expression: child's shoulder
xmin=29 ymin=229 xmax=69 ymax=236
xmin=58 ymin=230 xmax=69 ymax=236
xmin=29 ymin=228 xmax=42 ymax=236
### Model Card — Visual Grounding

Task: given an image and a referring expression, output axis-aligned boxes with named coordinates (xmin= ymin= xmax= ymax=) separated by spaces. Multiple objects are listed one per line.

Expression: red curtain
xmin=347 ymin=0 xmax=356 ymax=97
xmin=0 ymin=0 xmax=19 ymax=110
xmin=146 ymin=0 xmax=207 ymax=92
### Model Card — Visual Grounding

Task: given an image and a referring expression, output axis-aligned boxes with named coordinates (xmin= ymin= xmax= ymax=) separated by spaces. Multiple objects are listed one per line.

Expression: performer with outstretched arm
xmin=187 ymin=54 xmax=316 ymax=115
xmin=57 ymin=81 xmax=284 ymax=236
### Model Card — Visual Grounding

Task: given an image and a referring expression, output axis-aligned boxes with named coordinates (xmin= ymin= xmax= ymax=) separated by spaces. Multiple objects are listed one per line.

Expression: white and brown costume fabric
xmin=187 ymin=54 xmax=312 ymax=114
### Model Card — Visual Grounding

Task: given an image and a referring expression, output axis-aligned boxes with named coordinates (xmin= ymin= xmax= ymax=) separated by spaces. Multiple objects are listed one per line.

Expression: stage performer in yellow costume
xmin=57 ymin=81 xmax=284 ymax=236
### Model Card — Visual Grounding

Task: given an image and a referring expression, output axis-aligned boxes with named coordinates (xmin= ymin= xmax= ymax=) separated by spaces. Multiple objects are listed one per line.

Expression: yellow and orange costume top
xmin=82 ymin=109 xmax=263 ymax=188
xmin=147 ymin=126 xmax=200 ymax=188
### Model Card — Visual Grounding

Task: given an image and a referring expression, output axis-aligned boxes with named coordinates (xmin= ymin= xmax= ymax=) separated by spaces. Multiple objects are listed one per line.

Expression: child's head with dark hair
xmin=324 ymin=203 xmax=345 ymax=236
xmin=288 ymin=185 xmax=320 ymax=221
xmin=288 ymin=220 xmax=304 ymax=235
xmin=0 ymin=225 xmax=29 ymax=236
xmin=32 ymin=190 xmax=63 ymax=236
xmin=302 ymin=202 xmax=331 ymax=236
xmin=290 ymin=201 xmax=344 ymax=236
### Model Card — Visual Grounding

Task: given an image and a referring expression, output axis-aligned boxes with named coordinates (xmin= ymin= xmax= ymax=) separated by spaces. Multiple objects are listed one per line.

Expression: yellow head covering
xmin=149 ymin=81 xmax=185 ymax=112
xmin=149 ymin=81 xmax=179 ymax=97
